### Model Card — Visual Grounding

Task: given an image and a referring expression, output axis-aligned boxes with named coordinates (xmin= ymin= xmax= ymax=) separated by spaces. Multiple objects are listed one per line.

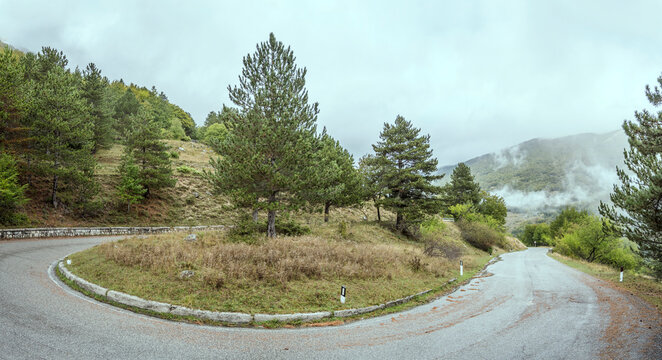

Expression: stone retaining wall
xmin=57 ymin=260 xmax=448 ymax=325
xmin=1 ymin=225 xmax=226 ymax=240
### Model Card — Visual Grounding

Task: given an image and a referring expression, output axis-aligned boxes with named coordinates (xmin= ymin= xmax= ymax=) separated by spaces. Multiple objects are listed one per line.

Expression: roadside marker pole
xmin=620 ymin=267 xmax=624 ymax=282
xmin=340 ymin=286 xmax=346 ymax=304
xmin=460 ymin=260 xmax=463 ymax=276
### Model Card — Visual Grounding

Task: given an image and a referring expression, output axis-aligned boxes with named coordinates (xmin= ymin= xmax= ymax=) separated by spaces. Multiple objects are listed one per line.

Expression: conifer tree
xmin=0 ymin=152 xmax=28 ymax=225
xmin=113 ymin=88 xmax=140 ymax=139
xmin=207 ymin=33 xmax=320 ymax=237
xmin=123 ymin=109 xmax=175 ymax=197
xmin=600 ymin=74 xmax=662 ymax=276
xmin=81 ymin=63 xmax=113 ymax=152
xmin=116 ymin=155 xmax=146 ymax=212
xmin=359 ymin=154 xmax=386 ymax=222
xmin=0 ymin=47 xmax=29 ymax=153
xmin=444 ymin=163 xmax=482 ymax=208
xmin=30 ymin=52 xmax=96 ymax=208
xmin=371 ymin=115 xmax=443 ymax=234
xmin=306 ymin=132 xmax=363 ymax=222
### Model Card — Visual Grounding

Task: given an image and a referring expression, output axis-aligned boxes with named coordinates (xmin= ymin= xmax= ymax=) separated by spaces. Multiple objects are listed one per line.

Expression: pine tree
xmin=600 ymin=74 xmax=662 ymax=276
xmin=0 ymin=47 xmax=29 ymax=152
xmin=30 ymin=51 xmax=96 ymax=208
xmin=306 ymin=132 xmax=363 ymax=222
xmin=207 ymin=33 xmax=320 ymax=238
xmin=444 ymin=163 xmax=481 ymax=209
xmin=0 ymin=152 xmax=28 ymax=225
xmin=371 ymin=115 xmax=443 ymax=234
xmin=116 ymin=155 xmax=146 ymax=212
xmin=359 ymin=154 xmax=386 ymax=222
xmin=123 ymin=109 xmax=175 ymax=197
xmin=113 ymin=88 xmax=140 ymax=140
xmin=81 ymin=63 xmax=113 ymax=152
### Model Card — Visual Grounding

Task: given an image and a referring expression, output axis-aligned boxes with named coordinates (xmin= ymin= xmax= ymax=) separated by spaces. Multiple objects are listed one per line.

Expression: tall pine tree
xmin=443 ymin=163 xmax=482 ymax=209
xmin=123 ymin=109 xmax=175 ymax=198
xmin=600 ymin=74 xmax=662 ymax=277
xmin=207 ymin=33 xmax=319 ymax=237
xmin=81 ymin=63 xmax=113 ymax=152
xmin=372 ymin=116 xmax=443 ymax=234
xmin=30 ymin=50 xmax=96 ymax=208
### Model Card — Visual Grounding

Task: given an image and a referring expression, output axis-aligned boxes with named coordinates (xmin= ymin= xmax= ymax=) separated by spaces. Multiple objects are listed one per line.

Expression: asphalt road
xmin=1 ymin=236 xmax=660 ymax=359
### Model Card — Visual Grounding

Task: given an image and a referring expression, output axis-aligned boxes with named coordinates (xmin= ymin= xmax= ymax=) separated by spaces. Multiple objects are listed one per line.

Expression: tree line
xmin=205 ymin=33 xmax=507 ymax=238
xmin=0 ymin=46 xmax=189 ymax=223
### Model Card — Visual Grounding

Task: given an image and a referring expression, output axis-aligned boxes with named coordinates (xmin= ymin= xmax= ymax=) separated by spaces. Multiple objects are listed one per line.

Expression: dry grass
xmin=68 ymin=222 xmax=491 ymax=313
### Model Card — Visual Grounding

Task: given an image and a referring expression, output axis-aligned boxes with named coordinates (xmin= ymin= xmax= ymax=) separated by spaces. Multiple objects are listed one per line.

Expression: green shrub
xmin=456 ymin=220 xmax=506 ymax=252
xmin=420 ymin=217 xmax=446 ymax=236
xmin=274 ymin=217 xmax=311 ymax=236
xmin=176 ymin=165 xmax=201 ymax=176
xmin=553 ymin=215 xmax=640 ymax=270
xmin=229 ymin=213 xmax=311 ymax=240
xmin=169 ymin=151 xmax=180 ymax=159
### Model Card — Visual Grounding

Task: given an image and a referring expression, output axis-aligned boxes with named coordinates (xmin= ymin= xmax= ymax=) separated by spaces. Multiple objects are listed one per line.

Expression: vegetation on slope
xmin=67 ymin=220 xmax=497 ymax=315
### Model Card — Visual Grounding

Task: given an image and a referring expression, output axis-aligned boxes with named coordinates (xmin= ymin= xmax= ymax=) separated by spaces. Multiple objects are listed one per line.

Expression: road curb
xmin=57 ymin=260 xmax=459 ymax=325
xmin=1 ymin=225 xmax=226 ymax=240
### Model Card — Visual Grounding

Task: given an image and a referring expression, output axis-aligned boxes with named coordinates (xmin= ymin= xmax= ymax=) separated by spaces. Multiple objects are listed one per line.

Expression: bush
xmin=424 ymin=239 xmax=464 ymax=259
xmin=176 ymin=165 xmax=201 ymax=176
xmin=273 ymin=217 xmax=311 ymax=236
xmin=520 ymin=223 xmax=552 ymax=246
xmin=456 ymin=220 xmax=506 ymax=252
xmin=229 ymin=213 xmax=311 ymax=240
xmin=554 ymin=216 xmax=640 ymax=270
xmin=420 ymin=217 xmax=446 ymax=236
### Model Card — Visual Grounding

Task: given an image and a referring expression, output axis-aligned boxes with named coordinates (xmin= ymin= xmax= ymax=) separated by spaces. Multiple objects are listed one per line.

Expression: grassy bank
xmin=66 ymin=221 xmax=495 ymax=315
xmin=549 ymin=252 xmax=662 ymax=312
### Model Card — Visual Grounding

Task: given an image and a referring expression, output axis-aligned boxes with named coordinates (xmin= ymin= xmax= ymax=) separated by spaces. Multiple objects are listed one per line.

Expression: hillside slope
xmin=439 ymin=130 xmax=627 ymax=219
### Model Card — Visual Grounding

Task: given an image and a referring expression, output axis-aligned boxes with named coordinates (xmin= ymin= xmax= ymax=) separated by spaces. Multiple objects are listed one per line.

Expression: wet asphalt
xmin=0 ymin=237 xmax=659 ymax=359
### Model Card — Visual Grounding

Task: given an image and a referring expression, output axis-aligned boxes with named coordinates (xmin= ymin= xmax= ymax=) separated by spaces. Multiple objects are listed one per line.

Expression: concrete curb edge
xmin=58 ymin=260 xmax=460 ymax=324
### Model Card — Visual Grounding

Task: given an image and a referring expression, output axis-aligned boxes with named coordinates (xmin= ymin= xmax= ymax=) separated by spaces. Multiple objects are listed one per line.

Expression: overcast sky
xmin=1 ymin=0 xmax=660 ymax=165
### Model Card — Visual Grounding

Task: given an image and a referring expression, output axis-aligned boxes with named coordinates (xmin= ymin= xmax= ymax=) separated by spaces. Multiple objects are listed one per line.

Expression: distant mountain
xmin=439 ymin=130 xmax=628 ymax=218
xmin=0 ymin=39 xmax=25 ymax=54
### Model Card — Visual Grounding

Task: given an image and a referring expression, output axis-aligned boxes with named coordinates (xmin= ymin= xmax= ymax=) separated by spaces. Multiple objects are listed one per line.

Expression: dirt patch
xmin=578 ymin=275 xmax=662 ymax=359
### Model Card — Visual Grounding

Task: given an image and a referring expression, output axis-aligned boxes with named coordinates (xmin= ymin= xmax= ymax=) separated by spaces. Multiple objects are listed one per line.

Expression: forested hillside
xmin=0 ymin=40 xmax=203 ymax=226
xmin=439 ymin=130 xmax=628 ymax=217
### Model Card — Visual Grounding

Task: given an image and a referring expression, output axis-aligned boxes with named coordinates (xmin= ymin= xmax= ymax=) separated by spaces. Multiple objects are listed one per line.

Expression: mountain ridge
xmin=439 ymin=130 xmax=627 ymax=219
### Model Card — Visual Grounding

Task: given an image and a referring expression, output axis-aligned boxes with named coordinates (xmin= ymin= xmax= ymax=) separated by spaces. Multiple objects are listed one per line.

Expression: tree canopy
xmin=207 ymin=33 xmax=320 ymax=237
xmin=600 ymin=74 xmax=662 ymax=277
xmin=371 ymin=115 xmax=443 ymax=234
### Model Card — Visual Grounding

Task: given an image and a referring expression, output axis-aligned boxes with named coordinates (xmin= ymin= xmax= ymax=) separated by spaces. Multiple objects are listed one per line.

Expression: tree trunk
xmin=376 ymin=206 xmax=381 ymax=222
xmin=252 ymin=209 xmax=259 ymax=222
xmin=51 ymin=174 xmax=58 ymax=208
xmin=324 ymin=202 xmax=330 ymax=222
xmin=267 ymin=191 xmax=277 ymax=238
xmin=396 ymin=212 xmax=403 ymax=231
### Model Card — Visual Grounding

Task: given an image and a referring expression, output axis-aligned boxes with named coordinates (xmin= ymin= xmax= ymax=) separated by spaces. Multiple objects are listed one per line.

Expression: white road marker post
xmin=620 ymin=267 xmax=624 ymax=282
xmin=340 ymin=286 xmax=346 ymax=304
xmin=460 ymin=260 xmax=463 ymax=276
